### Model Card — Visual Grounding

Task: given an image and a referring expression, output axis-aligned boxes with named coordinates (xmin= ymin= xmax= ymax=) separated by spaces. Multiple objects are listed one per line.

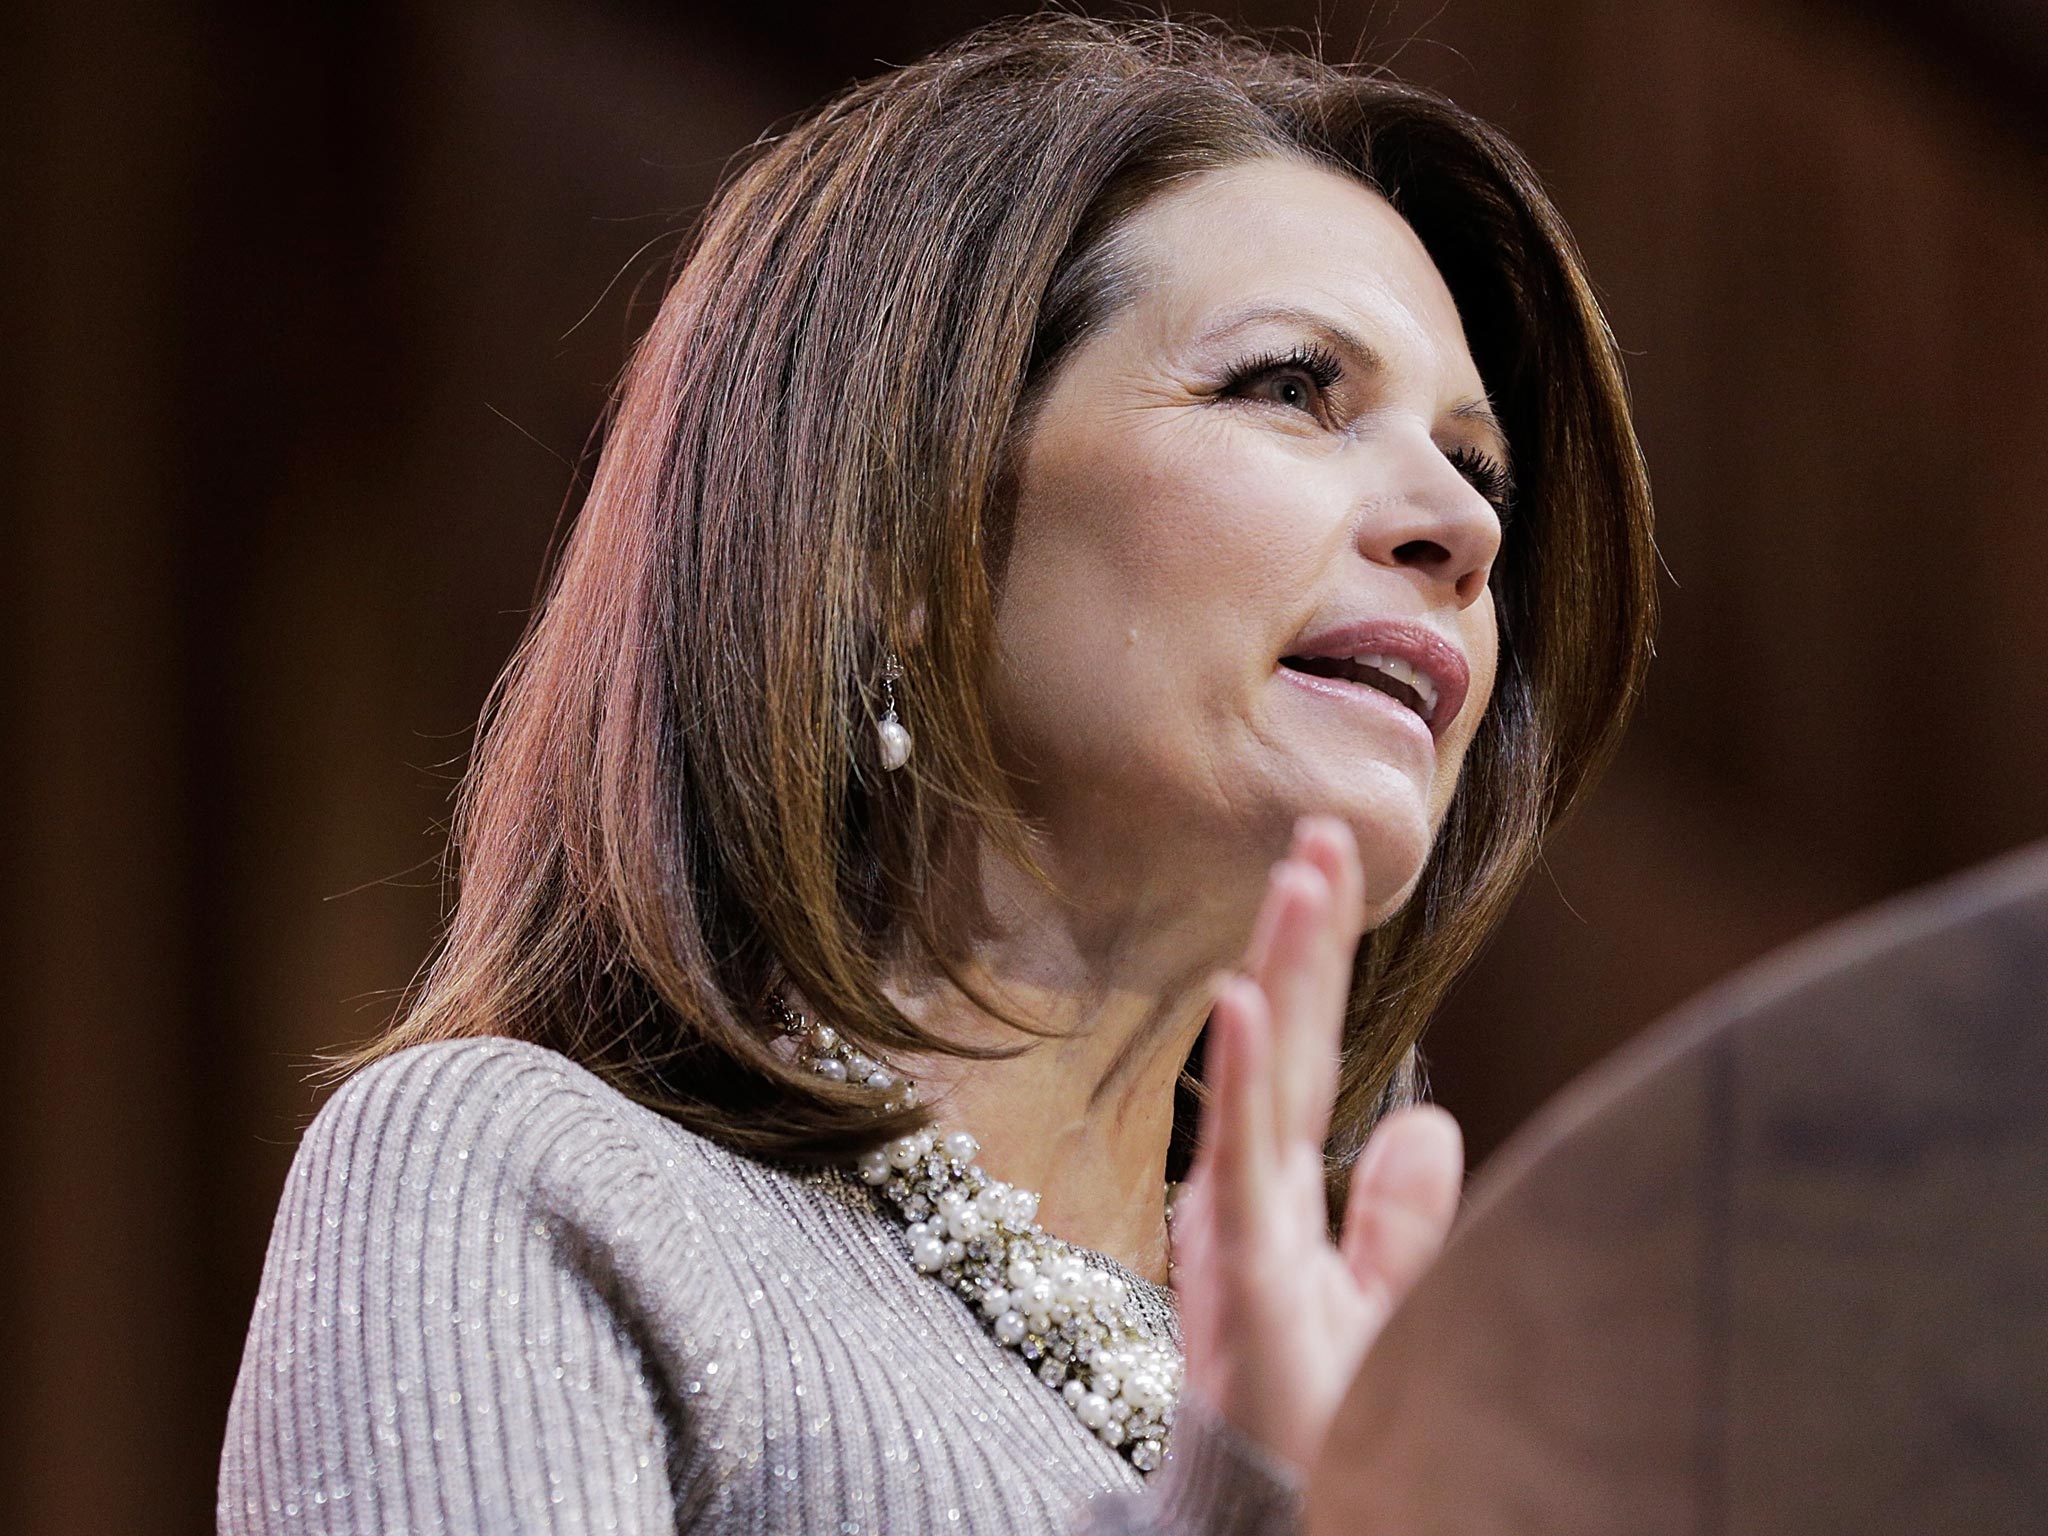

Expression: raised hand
xmin=1171 ymin=814 xmax=1465 ymax=1475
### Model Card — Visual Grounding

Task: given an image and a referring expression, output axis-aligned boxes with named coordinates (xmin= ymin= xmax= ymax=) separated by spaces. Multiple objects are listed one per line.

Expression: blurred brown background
xmin=8 ymin=1 xmax=2045 ymax=1531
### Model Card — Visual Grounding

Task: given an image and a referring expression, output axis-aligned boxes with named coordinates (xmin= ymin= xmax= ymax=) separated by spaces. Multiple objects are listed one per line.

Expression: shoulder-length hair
xmin=333 ymin=14 xmax=1656 ymax=1195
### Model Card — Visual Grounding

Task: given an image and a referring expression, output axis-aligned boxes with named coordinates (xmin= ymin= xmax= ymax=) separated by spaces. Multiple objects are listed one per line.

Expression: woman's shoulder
xmin=226 ymin=1036 xmax=754 ymax=1534
xmin=315 ymin=1031 xmax=656 ymax=1116
xmin=287 ymin=1034 xmax=754 ymax=1244
xmin=311 ymin=1032 xmax=718 ymax=1146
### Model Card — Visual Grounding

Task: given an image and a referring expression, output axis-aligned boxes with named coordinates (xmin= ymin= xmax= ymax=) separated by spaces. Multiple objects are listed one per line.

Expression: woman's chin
xmin=1329 ymin=776 xmax=1435 ymax=857
xmin=1360 ymin=836 xmax=1433 ymax=918
xmin=1265 ymin=786 xmax=1435 ymax=912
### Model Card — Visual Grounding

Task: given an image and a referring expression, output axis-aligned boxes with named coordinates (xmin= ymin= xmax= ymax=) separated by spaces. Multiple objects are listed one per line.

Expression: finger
xmin=1293 ymin=814 xmax=1367 ymax=937
xmin=1337 ymin=1104 xmax=1464 ymax=1310
xmin=1278 ymin=817 xmax=1366 ymax=1144
xmin=1192 ymin=975 xmax=1278 ymax=1253
xmin=1167 ymin=1165 xmax=1212 ymax=1276
xmin=1240 ymin=850 xmax=1293 ymax=977
xmin=1242 ymin=812 xmax=1329 ymax=980
xmin=1250 ymin=858 xmax=1332 ymax=1141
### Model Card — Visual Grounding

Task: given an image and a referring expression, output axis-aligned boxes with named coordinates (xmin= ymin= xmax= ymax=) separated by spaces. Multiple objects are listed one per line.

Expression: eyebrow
xmin=1189 ymin=300 xmax=1513 ymax=464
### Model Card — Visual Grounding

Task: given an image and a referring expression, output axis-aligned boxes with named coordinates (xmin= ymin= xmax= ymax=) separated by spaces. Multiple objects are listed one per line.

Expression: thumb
xmin=1336 ymin=1104 xmax=1463 ymax=1311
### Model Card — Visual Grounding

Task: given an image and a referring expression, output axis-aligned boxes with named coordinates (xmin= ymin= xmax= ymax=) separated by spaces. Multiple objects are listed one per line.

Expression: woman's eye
xmin=1218 ymin=343 xmax=1344 ymax=418
xmin=1246 ymin=368 xmax=1324 ymax=411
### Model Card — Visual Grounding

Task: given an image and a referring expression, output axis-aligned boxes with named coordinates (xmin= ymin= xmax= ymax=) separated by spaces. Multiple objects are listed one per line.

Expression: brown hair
xmin=331 ymin=14 xmax=1656 ymax=1193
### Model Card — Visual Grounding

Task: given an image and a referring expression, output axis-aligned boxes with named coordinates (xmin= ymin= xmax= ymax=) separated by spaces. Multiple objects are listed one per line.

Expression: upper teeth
xmin=1352 ymin=653 xmax=1440 ymax=721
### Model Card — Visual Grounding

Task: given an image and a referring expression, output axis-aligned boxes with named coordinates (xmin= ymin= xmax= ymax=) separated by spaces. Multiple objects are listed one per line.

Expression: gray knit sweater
xmin=218 ymin=1037 xmax=1305 ymax=1534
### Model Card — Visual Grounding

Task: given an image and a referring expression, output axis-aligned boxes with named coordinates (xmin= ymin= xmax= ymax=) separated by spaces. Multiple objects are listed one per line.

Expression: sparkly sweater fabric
xmin=218 ymin=1037 xmax=1306 ymax=1534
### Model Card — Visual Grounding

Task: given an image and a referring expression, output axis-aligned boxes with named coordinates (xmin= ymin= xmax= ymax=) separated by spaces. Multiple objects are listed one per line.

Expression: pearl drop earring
xmin=876 ymin=651 xmax=912 ymax=771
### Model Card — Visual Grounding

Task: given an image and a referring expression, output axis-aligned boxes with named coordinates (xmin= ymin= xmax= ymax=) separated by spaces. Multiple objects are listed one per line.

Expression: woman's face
xmin=992 ymin=155 xmax=1506 ymax=915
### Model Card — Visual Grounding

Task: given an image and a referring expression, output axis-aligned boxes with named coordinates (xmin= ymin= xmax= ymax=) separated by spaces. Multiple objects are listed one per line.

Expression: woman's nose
xmin=1354 ymin=429 xmax=1503 ymax=609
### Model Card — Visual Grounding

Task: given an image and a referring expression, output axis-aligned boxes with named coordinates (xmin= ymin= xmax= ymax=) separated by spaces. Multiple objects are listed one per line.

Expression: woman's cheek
xmin=1431 ymin=614 xmax=1500 ymax=816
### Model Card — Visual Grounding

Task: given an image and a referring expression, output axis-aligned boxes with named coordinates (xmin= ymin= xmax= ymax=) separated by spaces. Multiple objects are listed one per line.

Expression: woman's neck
xmin=860 ymin=839 xmax=1256 ymax=1288
xmin=893 ymin=985 xmax=1200 ymax=1287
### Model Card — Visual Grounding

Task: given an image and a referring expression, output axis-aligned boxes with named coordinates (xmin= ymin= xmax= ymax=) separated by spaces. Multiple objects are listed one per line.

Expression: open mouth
xmin=1279 ymin=652 xmax=1440 ymax=725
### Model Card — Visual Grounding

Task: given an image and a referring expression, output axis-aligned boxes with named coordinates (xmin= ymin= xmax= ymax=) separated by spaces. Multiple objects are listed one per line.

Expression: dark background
xmin=8 ymin=2 xmax=2046 ymax=1530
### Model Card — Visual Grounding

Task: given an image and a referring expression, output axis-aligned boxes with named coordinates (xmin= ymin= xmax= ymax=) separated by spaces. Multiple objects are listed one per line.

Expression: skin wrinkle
xmin=1161 ymin=302 xmax=1511 ymax=470
xmin=868 ymin=156 xmax=1504 ymax=1288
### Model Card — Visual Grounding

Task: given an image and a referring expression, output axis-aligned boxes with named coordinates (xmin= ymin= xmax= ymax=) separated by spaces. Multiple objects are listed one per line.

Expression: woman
xmin=219 ymin=15 xmax=1654 ymax=1535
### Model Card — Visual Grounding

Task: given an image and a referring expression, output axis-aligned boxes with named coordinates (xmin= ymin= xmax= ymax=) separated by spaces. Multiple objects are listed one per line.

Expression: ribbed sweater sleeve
xmin=219 ymin=1039 xmax=1304 ymax=1536
xmin=218 ymin=1039 xmax=725 ymax=1534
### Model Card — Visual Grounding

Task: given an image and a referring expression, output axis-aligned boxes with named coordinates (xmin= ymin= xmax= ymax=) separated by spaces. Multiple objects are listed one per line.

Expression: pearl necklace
xmin=769 ymin=996 xmax=1183 ymax=1473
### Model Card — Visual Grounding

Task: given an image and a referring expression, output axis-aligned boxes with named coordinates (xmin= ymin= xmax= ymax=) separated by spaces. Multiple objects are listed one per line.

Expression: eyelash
xmin=1219 ymin=345 xmax=1516 ymax=525
xmin=1218 ymin=343 xmax=1346 ymax=411
xmin=1446 ymin=444 xmax=1517 ymax=525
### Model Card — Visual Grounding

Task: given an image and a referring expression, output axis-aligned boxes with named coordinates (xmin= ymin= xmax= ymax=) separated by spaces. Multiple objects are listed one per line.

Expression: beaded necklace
xmin=769 ymin=996 xmax=1184 ymax=1472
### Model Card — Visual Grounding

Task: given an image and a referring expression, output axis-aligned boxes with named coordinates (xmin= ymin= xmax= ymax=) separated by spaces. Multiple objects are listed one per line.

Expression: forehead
xmin=1111 ymin=156 xmax=1482 ymax=389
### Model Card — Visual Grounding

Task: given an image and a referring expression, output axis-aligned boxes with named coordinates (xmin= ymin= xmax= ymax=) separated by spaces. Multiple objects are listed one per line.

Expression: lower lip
xmin=1276 ymin=664 xmax=1437 ymax=752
